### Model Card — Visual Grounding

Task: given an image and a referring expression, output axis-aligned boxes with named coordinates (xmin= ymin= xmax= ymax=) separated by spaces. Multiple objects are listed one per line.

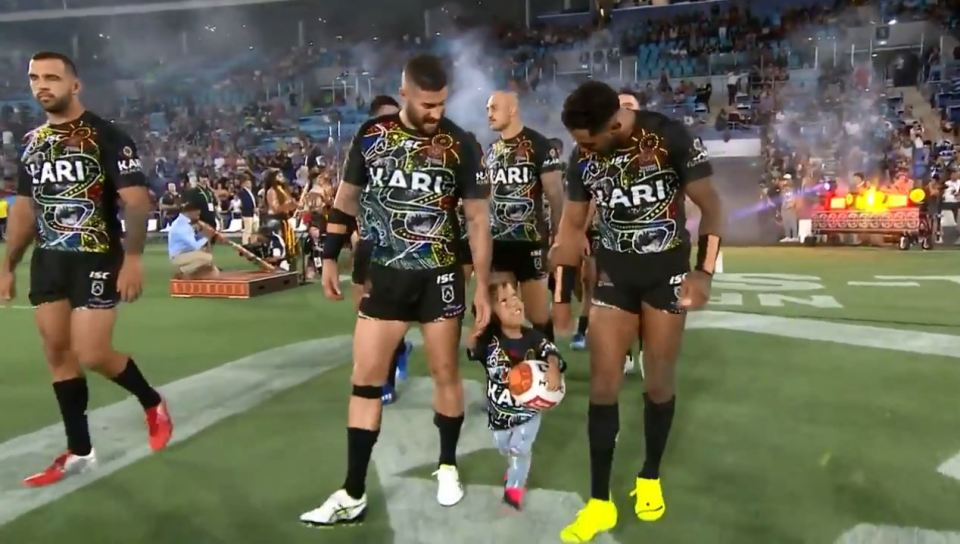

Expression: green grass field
xmin=0 ymin=244 xmax=958 ymax=544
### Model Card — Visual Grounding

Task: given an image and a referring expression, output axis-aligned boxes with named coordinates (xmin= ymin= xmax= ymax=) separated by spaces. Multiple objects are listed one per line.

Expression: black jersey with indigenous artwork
xmin=567 ymin=111 xmax=711 ymax=256
xmin=17 ymin=111 xmax=146 ymax=253
xmin=343 ymin=114 xmax=486 ymax=270
xmin=467 ymin=327 xmax=566 ymax=431
xmin=486 ymin=127 xmax=562 ymax=242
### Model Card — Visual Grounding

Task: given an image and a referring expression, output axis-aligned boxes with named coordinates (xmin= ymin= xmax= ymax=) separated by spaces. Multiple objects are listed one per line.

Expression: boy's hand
xmin=545 ymin=357 xmax=562 ymax=392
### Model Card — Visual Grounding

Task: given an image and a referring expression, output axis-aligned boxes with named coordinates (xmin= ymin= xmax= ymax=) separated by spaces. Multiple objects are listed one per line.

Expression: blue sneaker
xmin=570 ymin=334 xmax=587 ymax=350
xmin=382 ymin=385 xmax=397 ymax=405
xmin=395 ymin=341 xmax=412 ymax=382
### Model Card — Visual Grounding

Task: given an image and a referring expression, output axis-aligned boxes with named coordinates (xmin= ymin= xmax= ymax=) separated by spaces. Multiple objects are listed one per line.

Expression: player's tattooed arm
xmin=1 ymin=197 xmax=36 ymax=272
xmin=464 ymin=198 xmax=492 ymax=287
xmin=541 ymin=170 xmax=564 ymax=234
xmin=118 ymin=186 xmax=152 ymax=255
xmin=684 ymin=178 xmax=724 ymax=238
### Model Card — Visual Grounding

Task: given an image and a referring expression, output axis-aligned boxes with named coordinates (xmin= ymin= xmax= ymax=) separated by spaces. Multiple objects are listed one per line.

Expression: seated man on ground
xmin=168 ymin=191 xmax=219 ymax=279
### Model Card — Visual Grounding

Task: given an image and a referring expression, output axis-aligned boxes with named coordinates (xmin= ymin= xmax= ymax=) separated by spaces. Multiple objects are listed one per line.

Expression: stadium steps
xmin=901 ymin=85 xmax=944 ymax=140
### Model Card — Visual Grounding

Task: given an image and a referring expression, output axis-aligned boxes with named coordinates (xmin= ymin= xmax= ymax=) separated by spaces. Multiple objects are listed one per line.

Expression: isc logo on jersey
xmin=491 ymin=166 xmax=532 ymax=185
xmin=28 ymin=158 xmax=100 ymax=185
xmin=369 ymin=167 xmax=449 ymax=194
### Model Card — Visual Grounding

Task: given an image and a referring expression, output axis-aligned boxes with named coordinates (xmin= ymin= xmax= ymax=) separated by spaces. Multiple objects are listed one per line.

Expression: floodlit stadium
xmin=1 ymin=0 xmax=959 ymax=543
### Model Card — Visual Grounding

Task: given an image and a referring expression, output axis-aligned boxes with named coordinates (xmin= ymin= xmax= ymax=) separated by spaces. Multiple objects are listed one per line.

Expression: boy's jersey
xmin=468 ymin=327 xmax=566 ymax=430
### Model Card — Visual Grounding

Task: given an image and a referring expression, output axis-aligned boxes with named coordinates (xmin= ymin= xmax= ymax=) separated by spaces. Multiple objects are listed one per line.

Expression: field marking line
xmin=376 ymin=377 xmax=622 ymax=544
xmin=0 ymin=331 xmax=393 ymax=527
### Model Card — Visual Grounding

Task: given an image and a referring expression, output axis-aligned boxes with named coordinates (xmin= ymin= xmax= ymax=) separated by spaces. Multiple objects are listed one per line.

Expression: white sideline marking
xmin=836 ymin=524 xmax=960 ymax=544
xmin=847 ymin=281 xmax=921 ymax=287
xmin=684 ymin=311 xmax=960 ymax=544
xmin=375 ymin=378 xmax=621 ymax=544
xmin=0 ymin=333 xmax=370 ymax=526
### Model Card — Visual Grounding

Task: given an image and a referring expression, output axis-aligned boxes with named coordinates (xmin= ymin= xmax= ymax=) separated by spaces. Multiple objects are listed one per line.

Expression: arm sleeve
xmin=341 ymin=128 xmax=369 ymax=188
xmin=104 ymin=129 xmax=148 ymax=189
xmin=16 ymin=158 xmax=32 ymax=197
xmin=189 ymin=231 xmax=209 ymax=252
xmin=457 ymin=133 xmax=489 ymax=199
xmin=666 ymin=120 xmax=713 ymax=185
xmin=538 ymin=338 xmax=567 ymax=373
xmin=538 ymin=136 xmax=562 ymax=174
xmin=565 ymin=148 xmax=590 ymax=202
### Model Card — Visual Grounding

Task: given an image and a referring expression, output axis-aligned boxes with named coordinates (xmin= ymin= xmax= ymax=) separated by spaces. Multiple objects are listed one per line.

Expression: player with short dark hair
xmin=351 ymin=94 xmax=410 ymax=404
xmin=368 ymin=95 xmax=400 ymax=117
xmin=300 ymin=54 xmax=493 ymax=526
xmin=554 ymin=81 xmax=723 ymax=542
xmin=482 ymin=91 xmax=564 ymax=342
xmin=0 ymin=51 xmax=173 ymax=487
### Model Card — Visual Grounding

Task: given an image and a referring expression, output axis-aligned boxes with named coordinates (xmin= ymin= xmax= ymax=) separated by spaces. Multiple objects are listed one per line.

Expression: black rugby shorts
xmin=592 ymin=247 xmax=690 ymax=315
xmin=457 ymin=239 xmax=472 ymax=266
xmin=29 ymin=248 xmax=123 ymax=310
xmin=492 ymin=241 xmax=547 ymax=283
xmin=360 ymin=264 xmax=466 ymax=323
xmin=351 ymin=239 xmax=374 ymax=285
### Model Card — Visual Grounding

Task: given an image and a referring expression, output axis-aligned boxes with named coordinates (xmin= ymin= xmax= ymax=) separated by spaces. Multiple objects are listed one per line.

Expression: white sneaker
xmin=637 ymin=351 xmax=645 ymax=380
xmin=623 ymin=355 xmax=636 ymax=374
xmin=433 ymin=464 xmax=464 ymax=506
xmin=299 ymin=489 xmax=367 ymax=527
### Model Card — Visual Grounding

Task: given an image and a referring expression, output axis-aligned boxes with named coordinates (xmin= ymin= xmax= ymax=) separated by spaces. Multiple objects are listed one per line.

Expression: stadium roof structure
xmin=0 ymin=0 xmax=297 ymax=21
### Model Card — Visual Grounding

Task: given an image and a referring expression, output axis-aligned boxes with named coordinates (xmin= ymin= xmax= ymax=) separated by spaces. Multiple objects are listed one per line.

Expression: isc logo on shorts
xmin=89 ymin=271 xmax=112 ymax=280
xmin=668 ymin=273 xmax=686 ymax=286
xmin=436 ymin=272 xmax=456 ymax=285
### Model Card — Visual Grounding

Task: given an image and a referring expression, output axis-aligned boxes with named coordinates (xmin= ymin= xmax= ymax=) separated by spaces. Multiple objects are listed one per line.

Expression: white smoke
xmin=443 ymin=32 xmax=500 ymax=144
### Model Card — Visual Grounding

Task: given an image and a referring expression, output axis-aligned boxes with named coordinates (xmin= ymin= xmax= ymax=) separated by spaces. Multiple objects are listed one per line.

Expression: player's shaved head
xmin=487 ymin=91 xmax=521 ymax=133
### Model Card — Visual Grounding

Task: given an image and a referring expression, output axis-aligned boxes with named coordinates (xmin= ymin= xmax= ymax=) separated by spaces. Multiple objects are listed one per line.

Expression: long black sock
xmin=111 ymin=358 xmax=162 ymax=410
xmin=52 ymin=378 xmax=92 ymax=456
xmin=588 ymin=402 xmax=619 ymax=500
xmin=434 ymin=412 xmax=465 ymax=466
xmin=343 ymin=427 xmax=380 ymax=499
xmin=533 ymin=320 xmax=555 ymax=342
xmin=577 ymin=315 xmax=589 ymax=336
xmin=640 ymin=394 xmax=676 ymax=479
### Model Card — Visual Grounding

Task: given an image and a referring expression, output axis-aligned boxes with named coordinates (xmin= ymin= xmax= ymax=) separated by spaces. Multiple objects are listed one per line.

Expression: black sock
xmin=343 ymin=427 xmax=380 ymax=499
xmin=588 ymin=402 xmax=619 ymax=500
xmin=577 ymin=315 xmax=589 ymax=336
xmin=52 ymin=378 xmax=92 ymax=456
xmin=640 ymin=394 xmax=676 ymax=479
xmin=637 ymin=338 xmax=644 ymax=351
xmin=533 ymin=320 xmax=554 ymax=342
xmin=627 ymin=349 xmax=633 ymax=359
xmin=434 ymin=412 xmax=465 ymax=466
xmin=111 ymin=358 xmax=162 ymax=410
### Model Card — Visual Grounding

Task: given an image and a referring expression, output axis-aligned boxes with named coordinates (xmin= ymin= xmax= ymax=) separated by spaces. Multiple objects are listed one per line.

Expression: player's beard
xmin=409 ymin=108 xmax=441 ymax=134
xmin=37 ymin=93 xmax=71 ymax=115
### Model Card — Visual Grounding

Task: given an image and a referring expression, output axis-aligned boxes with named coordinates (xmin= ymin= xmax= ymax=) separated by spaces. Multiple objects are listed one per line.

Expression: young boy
xmin=467 ymin=281 xmax=566 ymax=510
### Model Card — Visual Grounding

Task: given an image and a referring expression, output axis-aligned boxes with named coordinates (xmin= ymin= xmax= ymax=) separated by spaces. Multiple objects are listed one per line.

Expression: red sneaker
xmin=145 ymin=399 xmax=173 ymax=451
xmin=503 ymin=486 xmax=525 ymax=510
xmin=23 ymin=449 xmax=97 ymax=488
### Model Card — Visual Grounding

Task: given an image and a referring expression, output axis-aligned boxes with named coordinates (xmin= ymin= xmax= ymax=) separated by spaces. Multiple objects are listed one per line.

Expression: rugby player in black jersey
xmin=0 ymin=52 xmax=173 ymax=487
xmin=301 ymin=54 xmax=492 ymax=526
xmin=483 ymin=91 xmax=563 ymax=342
xmin=349 ymin=94 xmax=411 ymax=405
xmin=554 ymin=81 xmax=723 ymax=542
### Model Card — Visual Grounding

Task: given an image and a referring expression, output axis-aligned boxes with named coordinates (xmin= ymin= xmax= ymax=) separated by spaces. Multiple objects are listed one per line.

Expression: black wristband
xmin=695 ymin=234 xmax=721 ymax=275
xmin=321 ymin=232 xmax=348 ymax=260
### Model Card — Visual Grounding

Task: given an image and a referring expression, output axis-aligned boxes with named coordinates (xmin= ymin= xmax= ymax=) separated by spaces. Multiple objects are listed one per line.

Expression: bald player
xmin=484 ymin=91 xmax=564 ymax=341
